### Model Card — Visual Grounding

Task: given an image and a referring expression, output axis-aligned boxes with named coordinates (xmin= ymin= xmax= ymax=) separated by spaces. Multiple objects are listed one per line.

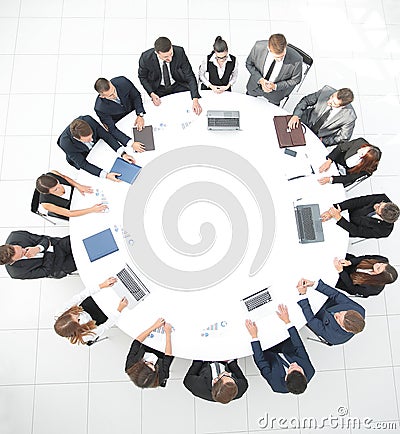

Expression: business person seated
xmin=199 ymin=36 xmax=238 ymax=93
xmin=57 ymin=115 xmax=136 ymax=182
xmin=245 ymin=304 xmax=315 ymax=395
xmin=0 ymin=231 xmax=76 ymax=280
xmin=35 ymin=171 xmax=107 ymax=220
xmin=318 ymin=138 xmax=381 ymax=187
xmin=94 ymin=76 xmax=146 ymax=151
xmin=297 ymin=278 xmax=365 ymax=345
xmin=125 ymin=318 xmax=174 ymax=388
xmin=54 ymin=277 xmax=128 ymax=345
xmin=288 ymin=86 xmax=357 ymax=147
xmin=334 ymin=254 xmax=398 ymax=298
xmin=183 ymin=359 xmax=248 ymax=404
xmin=246 ymin=33 xmax=302 ymax=106
xmin=138 ymin=36 xmax=202 ymax=115
xmin=321 ymin=193 xmax=400 ymax=239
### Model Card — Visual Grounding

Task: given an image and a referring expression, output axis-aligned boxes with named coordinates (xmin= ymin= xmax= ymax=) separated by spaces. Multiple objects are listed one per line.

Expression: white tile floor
xmin=0 ymin=0 xmax=399 ymax=433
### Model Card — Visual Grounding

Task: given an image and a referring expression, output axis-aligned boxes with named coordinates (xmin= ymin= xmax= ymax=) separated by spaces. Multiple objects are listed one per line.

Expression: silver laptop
xmin=294 ymin=204 xmax=324 ymax=244
xmin=207 ymin=110 xmax=240 ymax=131
xmin=113 ymin=264 xmax=150 ymax=309
xmin=241 ymin=287 xmax=275 ymax=320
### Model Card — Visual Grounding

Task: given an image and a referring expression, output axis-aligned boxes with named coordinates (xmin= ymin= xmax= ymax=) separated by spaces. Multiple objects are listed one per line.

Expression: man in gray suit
xmin=288 ymin=85 xmax=357 ymax=147
xmin=246 ymin=34 xmax=302 ymax=106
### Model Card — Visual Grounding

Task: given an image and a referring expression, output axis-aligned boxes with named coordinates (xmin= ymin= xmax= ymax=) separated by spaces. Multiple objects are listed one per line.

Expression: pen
xmin=288 ymin=175 xmax=306 ymax=181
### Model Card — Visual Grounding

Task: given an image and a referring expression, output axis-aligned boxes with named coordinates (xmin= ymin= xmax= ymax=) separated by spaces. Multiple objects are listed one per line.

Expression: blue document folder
xmin=83 ymin=228 xmax=119 ymax=262
xmin=110 ymin=157 xmax=142 ymax=184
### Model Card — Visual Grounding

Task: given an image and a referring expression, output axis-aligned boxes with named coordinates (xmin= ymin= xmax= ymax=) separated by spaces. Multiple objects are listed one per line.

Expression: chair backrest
xmin=287 ymin=43 xmax=313 ymax=67
xmin=345 ymin=174 xmax=369 ymax=192
xmin=30 ymin=189 xmax=57 ymax=225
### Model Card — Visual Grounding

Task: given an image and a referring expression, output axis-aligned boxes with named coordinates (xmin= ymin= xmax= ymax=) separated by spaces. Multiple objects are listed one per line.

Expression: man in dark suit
xmin=288 ymin=85 xmax=357 ymax=146
xmin=94 ymin=76 xmax=146 ymax=150
xmin=246 ymin=33 xmax=302 ymax=106
xmin=57 ymin=115 xmax=136 ymax=181
xmin=183 ymin=359 xmax=248 ymax=404
xmin=245 ymin=304 xmax=315 ymax=394
xmin=0 ymin=231 xmax=76 ymax=280
xmin=138 ymin=36 xmax=202 ymax=115
xmin=297 ymin=278 xmax=365 ymax=345
xmin=321 ymin=193 xmax=399 ymax=238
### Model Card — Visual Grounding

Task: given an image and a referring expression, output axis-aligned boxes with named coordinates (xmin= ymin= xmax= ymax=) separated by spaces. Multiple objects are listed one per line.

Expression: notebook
xmin=133 ymin=125 xmax=155 ymax=151
xmin=273 ymin=115 xmax=306 ymax=148
xmin=113 ymin=264 xmax=150 ymax=309
xmin=110 ymin=157 xmax=142 ymax=184
xmin=83 ymin=228 xmax=119 ymax=262
xmin=294 ymin=204 xmax=325 ymax=244
xmin=207 ymin=110 xmax=240 ymax=131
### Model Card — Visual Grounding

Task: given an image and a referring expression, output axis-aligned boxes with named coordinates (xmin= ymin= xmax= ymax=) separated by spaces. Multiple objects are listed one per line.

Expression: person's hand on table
xmin=318 ymin=176 xmax=331 ymax=185
xmin=118 ymin=297 xmax=129 ymax=312
xmin=99 ymin=276 xmax=118 ymax=289
xmin=319 ymin=159 xmax=332 ymax=173
xmin=122 ymin=152 xmax=136 ymax=164
xmin=163 ymin=322 xmax=173 ymax=334
xmin=152 ymin=317 xmax=165 ymax=330
xmin=76 ymin=183 xmax=93 ymax=195
xmin=333 ymin=257 xmax=344 ymax=272
xmin=24 ymin=246 xmax=41 ymax=258
xmin=134 ymin=115 xmax=144 ymax=131
xmin=106 ymin=172 xmax=122 ymax=182
xmin=276 ymin=304 xmax=290 ymax=324
xmin=90 ymin=203 xmax=108 ymax=213
xmin=328 ymin=205 xmax=342 ymax=221
xmin=320 ymin=210 xmax=332 ymax=222
xmin=287 ymin=115 xmax=300 ymax=130
xmin=209 ymin=85 xmax=220 ymax=93
xmin=216 ymin=85 xmax=230 ymax=93
xmin=245 ymin=319 xmax=258 ymax=338
xmin=296 ymin=278 xmax=314 ymax=295
xmin=150 ymin=92 xmax=161 ymax=106
xmin=192 ymin=98 xmax=202 ymax=115
xmin=132 ymin=141 xmax=146 ymax=153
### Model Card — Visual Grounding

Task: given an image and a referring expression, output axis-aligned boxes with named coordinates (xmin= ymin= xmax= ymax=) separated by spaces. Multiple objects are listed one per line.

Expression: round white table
xmin=70 ymin=91 xmax=348 ymax=360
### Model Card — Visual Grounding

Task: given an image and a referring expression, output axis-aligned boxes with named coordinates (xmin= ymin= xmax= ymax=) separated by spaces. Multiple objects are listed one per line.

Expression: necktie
xmin=311 ymin=107 xmax=332 ymax=134
xmin=264 ymin=59 xmax=276 ymax=81
xmin=277 ymin=353 xmax=290 ymax=370
xmin=162 ymin=61 xmax=171 ymax=89
xmin=213 ymin=362 xmax=221 ymax=375
xmin=367 ymin=211 xmax=377 ymax=217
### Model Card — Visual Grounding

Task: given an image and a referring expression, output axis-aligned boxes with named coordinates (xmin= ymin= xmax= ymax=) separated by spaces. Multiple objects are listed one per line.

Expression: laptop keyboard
xmin=299 ymin=206 xmax=316 ymax=240
xmin=117 ymin=266 xmax=148 ymax=301
xmin=208 ymin=117 xmax=240 ymax=128
xmin=245 ymin=290 xmax=272 ymax=311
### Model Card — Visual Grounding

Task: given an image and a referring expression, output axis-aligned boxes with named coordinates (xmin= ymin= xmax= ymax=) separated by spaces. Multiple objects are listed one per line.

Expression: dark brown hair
xmin=337 ymin=88 xmax=354 ymax=106
xmin=54 ymin=305 xmax=96 ymax=345
xmin=154 ymin=37 xmax=172 ymax=53
xmin=211 ymin=378 xmax=238 ymax=404
xmin=0 ymin=245 xmax=15 ymax=265
xmin=126 ymin=361 xmax=160 ymax=388
xmin=348 ymin=144 xmax=381 ymax=175
xmin=213 ymin=36 xmax=228 ymax=53
xmin=268 ymin=34 xmax=287 ymax=54
xmin=69 ymin=119 xmax=93 ymax=139
xmin=286 ymin=371 xmax=308 ymax=394
xmin=351 ymin=259 xmax=398 ymax=286
xmin=380 ymin=203 xmax=400 ymax=224
xmin=36 ymin=174 xmax=58 ymax=194
xmin=94 ymin=77 xmax=110 ymax=93
xmin=343 ymin=310 xmax=365 ymax=334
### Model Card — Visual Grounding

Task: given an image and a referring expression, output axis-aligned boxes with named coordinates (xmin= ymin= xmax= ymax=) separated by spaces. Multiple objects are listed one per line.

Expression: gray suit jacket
xmin=293 ymin=85 xmax=357 ymax=146
xmin=246 ymin=40 xmax=302 ymax=104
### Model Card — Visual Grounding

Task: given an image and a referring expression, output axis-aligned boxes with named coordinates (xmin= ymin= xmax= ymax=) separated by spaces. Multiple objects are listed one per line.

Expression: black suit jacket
xmin=57 ymin=115 xmax=121 ymax=177
xmin=335 ymin=193 xmax=394 ymax=239
xmin=183 ymin=360 xmax=248 ymax=402
xmin=138 ymin=45 xmax=200 ymax=99
xmin=298 ymin=280 xmax=365 ymax=345
xmin=4 ymin=231 xmax=76 ymax=280
xmin=336 ymin=253 xmax=388 ymax=297
xmin=327 ymin=138 xmax=372 ymax=187
xmin=94 ymin=76 xmax=145 ymax=146
xmin=251 ymin=326 xmax=315 ymax=393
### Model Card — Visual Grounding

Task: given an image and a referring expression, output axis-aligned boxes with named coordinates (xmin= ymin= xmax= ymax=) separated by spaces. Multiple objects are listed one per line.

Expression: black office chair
xmin=281 ymin=43 xmax=313 ymax=108
xmin=306 ymin=327 xmax=333 ymax=346
xmin=31 ymin=189 xmax=68 ymax=225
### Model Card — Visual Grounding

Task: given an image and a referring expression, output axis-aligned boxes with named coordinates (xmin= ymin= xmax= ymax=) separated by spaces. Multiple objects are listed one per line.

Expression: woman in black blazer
xmin=318 ymin=138 xmax=381 ymax=187
xmin=35 ymin=171 xmax=107 ymax=220
xmin=334 ymin=253 xmax=397 ymax=297
xmin=125 ymin=318 xmax=174 ymax=388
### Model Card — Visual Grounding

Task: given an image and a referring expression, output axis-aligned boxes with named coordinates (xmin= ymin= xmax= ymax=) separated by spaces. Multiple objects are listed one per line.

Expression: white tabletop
xmin=70 ymin=91 xmax=348 ymax=360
